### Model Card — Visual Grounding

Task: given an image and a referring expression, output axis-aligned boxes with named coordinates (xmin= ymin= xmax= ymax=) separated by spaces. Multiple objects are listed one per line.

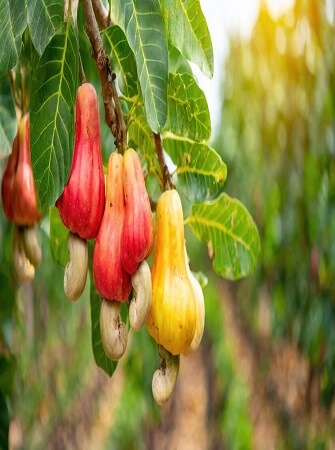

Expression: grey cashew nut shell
xmin=22 ymin=224 xmax=42 ymax=267
xmin=129 ymin=259 xmax=152 ymax=331
xmin=13 ymin=226 xmax=35 ymax=282
xmin=152 ymin=345 xmax=180 ymax=406
xmin=64 ymin=232 xmax=88 ymax=302
xmin=100 ymin=299 xmax=128 ymax=361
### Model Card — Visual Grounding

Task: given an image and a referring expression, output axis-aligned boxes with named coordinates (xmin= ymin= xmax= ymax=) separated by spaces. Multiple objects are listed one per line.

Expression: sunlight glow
xmin=265 ymin=0 xmax=295 ymax=19
xmin=198 ymin=0 xmax=296 ymax=134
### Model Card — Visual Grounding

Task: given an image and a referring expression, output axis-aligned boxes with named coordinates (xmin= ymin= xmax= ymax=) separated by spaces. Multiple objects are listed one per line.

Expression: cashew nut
xmin=100 ymin=299 xmax=128 ymax=360
xmin=22 ymin=224 xmax=42 ymax=267
xmin=184 ymin=247 xmax=205 ymax=355
xmin=152 ymin=345 xmax=180 ymax=406
xmin=185 ymin=271 xmax=205 ymax=354
xmin=13 ymin=226 xmax=35 ymax=282
xmin=64 ymin=232 xmax=88 ymax=302
xmin=129 ymin=260 xmax=152 ymax=331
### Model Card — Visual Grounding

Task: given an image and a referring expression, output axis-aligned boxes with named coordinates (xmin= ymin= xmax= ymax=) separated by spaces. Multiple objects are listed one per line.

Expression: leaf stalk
xmin=154 ymin=133 xmax=175 ymax=191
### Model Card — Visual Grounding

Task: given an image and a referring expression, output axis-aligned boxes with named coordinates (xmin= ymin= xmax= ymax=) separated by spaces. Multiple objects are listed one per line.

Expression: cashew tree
xmin=0 ymin=0 xmax=260 ymax=446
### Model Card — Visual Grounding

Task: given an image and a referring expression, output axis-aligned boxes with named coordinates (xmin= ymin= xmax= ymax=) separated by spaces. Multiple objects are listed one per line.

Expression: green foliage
xmin=164 ymin=137 xmax=227 ymax=202
xmin=164 ymin=72 xmax=211 ymax=141
xmin=49 ymin=206 xmax=69 ymax=267
xmin=0 ymin=0 xmax=27 ymax=78
xmin=121 ymin=0 xmax=168 ymax=132
xmin=0 ymin=1 xmax=259 ymax=289
xmin=127 ymin=104 xmax=156 ymax=156
xmin=27 ymin=0 xmax=63 ymax=56
xmin=186 ymin=194 xmax=260 ymax=280
xmin=217 ymin=0 xmax=335 ymax=408
xmin=102 ymin=25 xmax=138 ymax=98
xmin=30 ymin=21 xmax=79 ymax=213
xmin=161 ymin=0 xmax=214 ymax=78
xmin=0 ymin=78 xmax=16 ymax=159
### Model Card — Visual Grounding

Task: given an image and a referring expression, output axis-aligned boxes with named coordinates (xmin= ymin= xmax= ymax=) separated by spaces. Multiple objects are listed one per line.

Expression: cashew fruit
xmin=129 ymin=259 xmax=152 ymax=331
xmin=2 ymin=114 xmax=40 ymax=225
xmin=22 ymin=225 xmax=42 ymax=267
xmin=122 ymin=148 xmax=153 ymax=274
xmin=152 ymin=345 xmax=180 ymax=405
xmin=13 ymin=226 xmax=35 ymax=282
xmin=100 ymin=299 xmax=128 ymax=360
xmin=1 ymin=129 xmax=19 ymax=221
xmin=64 ymin=232 xmax=88 ymax=302
xmin=184 ymin=247 xmax=205 ymax=354
xmin=57 ymin=83 xmax=105 ymax=240
xmin=93 ymin=152 xmax=132 ymax=301
xmin=146 ymin=189 xmax=196 ymax=355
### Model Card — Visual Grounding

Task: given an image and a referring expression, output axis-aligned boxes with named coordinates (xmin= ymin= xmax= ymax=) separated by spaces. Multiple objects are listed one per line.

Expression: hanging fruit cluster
xmin=93 ymin=149 xmax=154 ymax=359
xmin=146 ymin=189 xmax=205 ymax=405
xmin=53 ymin=83 xmax=155 ymax=362
xmin=1 ymin=113 xmax=42 ymax=281
xmin=56 ymin=82 xmax=105 ymax=301
xmin=1 ymin=81 xmax=205 ymax=406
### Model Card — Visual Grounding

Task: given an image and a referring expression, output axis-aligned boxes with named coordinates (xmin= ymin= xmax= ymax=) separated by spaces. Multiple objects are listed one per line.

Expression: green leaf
xmin=27 ymin=0 xmax=63 ymax=56
xmin=164 ymin=72 xmax=211 ymax=142
xmin=185 ymin=193 xmax=260 ymax=280
xmin=127 ymin=104 xmax=155 ymax=153
xmin=103 ymin=25 xmax=138 ymax=98
xmin=168 ymin=44 xmax=192 ymax=75
xmin=49 ymin=206 xmax=69 ymax=267
xmin=163 ymin=137 xmax=227 ymax=202
xmin=0 ymin=0 xmax=27 ymax=78
xmin=162 ymin=0 xmax=214 ymax=78
xmin=30 ymin=22 xmax=79 ymax=214
xmin=127 ymin=103 xmax=160 ymax=175
xmin=122 ymin=0 xmax=168 ymax=132
xmin=0 ymin=78 xmax=17 ymax=160
xmin=90 ymin=271 xmax=117 ymax=377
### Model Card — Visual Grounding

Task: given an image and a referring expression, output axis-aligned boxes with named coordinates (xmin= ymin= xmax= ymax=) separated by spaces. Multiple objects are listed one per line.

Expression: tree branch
xmin=82 ymin=0 xmax=127 ymax=152
xmin=92 ymin=0 xmax=111 ymax=29
xmin=154 ymin=133 xmax=175 ymax=191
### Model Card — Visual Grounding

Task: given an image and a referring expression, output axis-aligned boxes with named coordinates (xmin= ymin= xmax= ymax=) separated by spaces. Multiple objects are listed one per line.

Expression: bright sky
xmin=198 ymin=0 xmax=295 ymax=134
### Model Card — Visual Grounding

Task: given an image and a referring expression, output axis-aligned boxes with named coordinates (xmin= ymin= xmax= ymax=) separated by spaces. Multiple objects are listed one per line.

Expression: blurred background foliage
xmin=215 ymin=0 xmax=335 ymax=408
xmin=1 ymin=0 xmax=335 ymax=448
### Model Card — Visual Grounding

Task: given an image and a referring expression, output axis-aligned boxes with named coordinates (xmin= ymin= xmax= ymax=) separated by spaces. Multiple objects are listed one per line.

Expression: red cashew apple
xmin=57 ymin=83 xmax=105 ymax=240
xmin=122 ymin=148 xmax=154 ymax=274
xmin=1 ymin=114 xmax=41 ymax=225
xmin=93 ymin=152 xmax=132 ymax=301
xmin=1 ymin=129 xmax=19 ymax=222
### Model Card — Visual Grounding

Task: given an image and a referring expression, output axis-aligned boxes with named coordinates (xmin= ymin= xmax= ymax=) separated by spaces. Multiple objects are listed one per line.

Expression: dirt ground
xmin=146 ymin=281 xmax=335 ymax=450
xmin=9 ymin=281 xmax=335 ymax=450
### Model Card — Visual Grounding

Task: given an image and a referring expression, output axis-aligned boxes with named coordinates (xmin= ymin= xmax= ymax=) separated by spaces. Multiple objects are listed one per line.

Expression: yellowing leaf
xmin=163 ymin=137 xmax=227 ymax=202
xmin=164 ymin=72 xmax=211 ymax=142
xmin=186 ymin=193 xmax=260 ymax=279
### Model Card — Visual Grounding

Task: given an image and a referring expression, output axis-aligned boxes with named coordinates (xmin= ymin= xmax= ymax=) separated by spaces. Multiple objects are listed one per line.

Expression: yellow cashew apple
xmin=146 ymin=189 xmax=196 ymax=355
